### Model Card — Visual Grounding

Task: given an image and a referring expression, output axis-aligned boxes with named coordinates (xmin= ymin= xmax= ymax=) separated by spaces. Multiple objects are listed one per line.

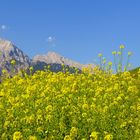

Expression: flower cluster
xmin=0 ymin=67 xmax=140 ymax=139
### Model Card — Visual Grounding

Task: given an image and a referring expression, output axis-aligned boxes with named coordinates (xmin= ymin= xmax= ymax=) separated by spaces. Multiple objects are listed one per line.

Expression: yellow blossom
xmin=13 ymin=131 xmax=23 ymax=140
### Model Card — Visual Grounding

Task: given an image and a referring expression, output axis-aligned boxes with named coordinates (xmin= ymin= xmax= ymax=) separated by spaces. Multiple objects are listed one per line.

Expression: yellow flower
xmin=82 ymin=104 xmax=89 ymax=110
xmin=128 ymin=52 xmax=132 ymax=56
xmin=64 ymin=135 xmax=72 ymax=140
xmin=120 ymin=122 xmax=127 ymax=128
xmin=29 ymin=66 xmax=34 ymax=71
xmin=1 ymin=133 xmax=8 ymax=139
xmin=82 ymin=113 xmax=87 ymax=118
xmin=46 ymin=114 xmax=52 ymax=122
xmin=113 ymin=83 xmax=119 ymax=90
xmin=90 ymin=131 xmax=99 ymax=140
xmin=104 ymin=134 xmax=113 ymax=140
xmin=108 ymin=62 xmax=112 ymax=66
xmin=29 ymin=136 xmax=37 ymax=140
xmin=45 ymin=105 xmax=53 ymax=113
xmin=37 ymin=127 xmax=43 ymax=133
xmin=117 ymin=51 xmax=122 ymax=55
xmin=120 ymin=45 xmax=125 ymax=49
xmin=11 ymin=59 xmax=16 ymax=65
xmin=116 ymin=96 xmax=122 ymax=101
xmin=2 ymin=69 xmax=7 ymax=74
xmin=136 ymin=104 xmax=140 ymax=111
xmin=103 ymin=106 xmax=108 ymax=113
xmin=112 ymin=51 xmax=116 ymax=55
xmin=98 ymin=53 xmax=103 ymax=57
xmin=70 ymin=127 xmax=78 ymax=138
xmin=127 ymin=85 xmax=138 ymax=94
xmin=3 ymin=120 xmax=10 ymax=129
xmin=13 ymin=131 xmax=23 ymax=140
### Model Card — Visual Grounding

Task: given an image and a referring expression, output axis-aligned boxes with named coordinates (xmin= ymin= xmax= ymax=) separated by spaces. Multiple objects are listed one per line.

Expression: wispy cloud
xmin=1 ymin=25 xmax=7 ymax=30
xmin=46 ymin=36 xmax=56 ymax=46
xmin=47 ymin=36 xmax=56 ymax=43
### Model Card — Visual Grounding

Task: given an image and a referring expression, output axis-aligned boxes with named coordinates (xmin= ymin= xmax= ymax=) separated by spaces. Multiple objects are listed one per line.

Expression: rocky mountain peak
xmin=32 ymin=51 xmax=87 ymax=69
xmin=0 ymin=39 xmax=14 ymax=53
xmin=33 ymin=51 xmax=63 ymax=64
xmin=47 ymin=51 xmax=62 ymax=57
xmin=0 ymin=39 xmax=31 ymax=74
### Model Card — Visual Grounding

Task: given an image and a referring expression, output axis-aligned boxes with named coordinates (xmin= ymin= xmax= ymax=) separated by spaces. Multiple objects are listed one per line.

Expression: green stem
xmin=118 ymin=49 xmax=123 ymax=73
xmin=99 ymin=57 xmax=102 ymax=70
xmin=114 ymin=55 xmax=118 ymax=73
xmin=120 ymin=49 xmax=123 ymax=72
xmin=125 ymin=55 xmax=130 ymax=71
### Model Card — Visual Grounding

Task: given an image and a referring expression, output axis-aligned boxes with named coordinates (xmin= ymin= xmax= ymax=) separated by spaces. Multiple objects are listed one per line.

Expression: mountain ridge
xmin=0 ymin=39 xmax=95 ymax=74
xmin=32 ymin=51 xmax=86 ymax=70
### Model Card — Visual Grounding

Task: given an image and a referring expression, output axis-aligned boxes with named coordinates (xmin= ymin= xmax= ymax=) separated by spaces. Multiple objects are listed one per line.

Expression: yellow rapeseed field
xmin=0 ymin=66 xmax=140 ymax=140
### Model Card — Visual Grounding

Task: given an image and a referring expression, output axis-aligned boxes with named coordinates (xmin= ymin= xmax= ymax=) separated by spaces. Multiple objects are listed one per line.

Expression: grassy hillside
xmin=129 ymin=67 xmax=140 ymax=74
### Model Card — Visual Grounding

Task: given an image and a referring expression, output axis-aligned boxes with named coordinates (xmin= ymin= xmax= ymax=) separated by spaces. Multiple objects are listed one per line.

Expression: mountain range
xmin=0 ymin=39 xmax=95 ymax=75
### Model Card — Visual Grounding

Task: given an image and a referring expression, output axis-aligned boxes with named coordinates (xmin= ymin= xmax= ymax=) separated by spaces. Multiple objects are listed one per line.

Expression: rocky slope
xmin=0 ymin=39 xmax=31 ymax=75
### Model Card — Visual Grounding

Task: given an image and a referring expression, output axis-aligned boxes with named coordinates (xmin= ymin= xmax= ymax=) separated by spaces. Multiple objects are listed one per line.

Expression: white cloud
xmin=46 ymin=36 xmax=56 ymax=46
xmin=1 ymin=25 xmax=7 ymax=30
xmin=47 ymin=36 xmax=56 ymax=43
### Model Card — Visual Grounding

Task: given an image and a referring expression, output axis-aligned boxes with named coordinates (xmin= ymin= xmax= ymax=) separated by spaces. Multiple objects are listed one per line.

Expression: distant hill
xmin=32 ymin=52 xmax=93 ymax=73
xmin=129 ymin=67 xmax=140 ymax=78
xmin=129 ymin=67 xmax=140 ymax=73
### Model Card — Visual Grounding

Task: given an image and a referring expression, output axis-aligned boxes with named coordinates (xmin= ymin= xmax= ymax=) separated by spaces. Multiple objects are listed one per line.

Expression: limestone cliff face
xmin=0 ymin=39 xmax=31 ymax=74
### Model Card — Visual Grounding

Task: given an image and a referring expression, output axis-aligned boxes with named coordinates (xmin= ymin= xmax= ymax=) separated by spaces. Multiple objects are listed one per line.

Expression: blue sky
xmin=0 ymin=0 xmax=140 ymax=69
